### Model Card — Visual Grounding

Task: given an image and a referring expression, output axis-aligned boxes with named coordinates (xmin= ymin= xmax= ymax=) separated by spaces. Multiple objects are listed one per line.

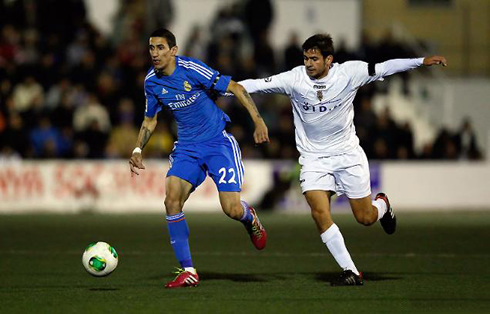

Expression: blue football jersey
xmin=144 ymin=56 xmax=232 ymax=143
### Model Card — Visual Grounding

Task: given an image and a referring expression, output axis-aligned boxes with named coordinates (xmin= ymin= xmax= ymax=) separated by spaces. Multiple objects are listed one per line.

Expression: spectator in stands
xmin=73 ymin=93 xmax=111 ymax=133
xmin=396 ymin=122 xmax=415 ymax=159
xmin=0 ymin=78 xmax=13 ymax=105
xmin=1 ymin=114 xmax=30 ymax=157
xmin=0 ymin=2 xmax=482 ymax=163
xmin=419 ymin=143 xmax=434 ymax=160
xmin=143 ymin=123 xmax=174 ymax=158
xmin=30 ymin=115 xmax=69 ymax=158
xmin=16 ymin=29 xmax=40 ymax=66
xmin=432 ymin=128 xmax=458 ymax=159
xmin=77 ymin=119 xmax=107 ymax=159
xmin=106 ymin=98 xmax=138 ymax=158
xmin=372 ymin=108 xmax=397 ymax=159
xmin=334 ymin=37 xmax=356 ymax=64
xmin=354 ymin=97 xmax=377 ymax=157
xmin=356 ymin=31 xmax=377 ymax=63
xmin=70 ymin=50 xmax=98 ymax=92
xmin=243 ymin=0 xmax=274 ymax=47
xmin=0 ymin=25 xmax=21 ymax=65
xmin=45 ymin=78 xmax=72 ymax=110
xmin=283 ymin=32 xmax=303 ymax=70
xmin=51 ymin=93 xmax=75 ymax=129
xmin=0 ymin=146 xmax=21 ymax=161
xmin=145 ymin=0 xmax=174 ymax=33
xmin=207 ymin=4 xmax=244 ymax=71
xmin=455 ymin=117 xmax=482 ymax=160
xmin=12 ymin=75 xmax=44 ymax=113
xmin=183 ymin=25 xmax=207 ymax=61
xmin=376 ymin=29 xmax=415 ymax=95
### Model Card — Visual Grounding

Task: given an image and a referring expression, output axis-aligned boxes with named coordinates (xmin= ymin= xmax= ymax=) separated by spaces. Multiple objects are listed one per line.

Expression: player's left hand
xmin=253 ymin=118 xmax=270 ymax=145
xmin=423 ymin=56 xmax=447 ymax=67
xmin=129 ymin=153 xmax=145 ymax=177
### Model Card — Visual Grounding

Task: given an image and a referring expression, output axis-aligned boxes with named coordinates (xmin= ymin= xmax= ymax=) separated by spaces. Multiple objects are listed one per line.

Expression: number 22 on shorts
xmin=218 ymin=167 xmax=237 ymax=184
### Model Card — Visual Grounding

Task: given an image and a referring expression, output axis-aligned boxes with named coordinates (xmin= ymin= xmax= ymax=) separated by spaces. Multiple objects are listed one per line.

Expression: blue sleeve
xmin=213 ymin=74 xmax=231 ymax=93
xmin=179 ymin=57 xmax=231 ymax=93
xmin=144 ymin=80 xmax=160 ymax=117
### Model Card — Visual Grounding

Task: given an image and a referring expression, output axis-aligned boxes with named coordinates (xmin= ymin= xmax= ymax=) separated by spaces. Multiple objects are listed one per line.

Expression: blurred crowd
xmin=0 ymin=0 xmax=483 ymax=161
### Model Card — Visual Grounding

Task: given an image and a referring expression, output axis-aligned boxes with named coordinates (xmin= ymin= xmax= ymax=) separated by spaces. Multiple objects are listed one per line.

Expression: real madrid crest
xmin=184 ymin=81 xmax=192 ymax=92
xmin=317 ymin=90 xmax=323 ymax=101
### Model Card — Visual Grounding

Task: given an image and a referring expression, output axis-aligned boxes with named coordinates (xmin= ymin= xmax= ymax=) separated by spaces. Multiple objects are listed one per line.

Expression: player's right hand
xmin=129 ymin=153 xmax=145 ymax=177
xmin=423 ymin=56 xmax=447 ymax=67
xmin=253 ymin=118 xmax=270 ymax=145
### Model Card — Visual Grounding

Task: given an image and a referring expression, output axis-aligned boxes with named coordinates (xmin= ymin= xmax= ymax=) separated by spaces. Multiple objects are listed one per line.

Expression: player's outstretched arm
xmin=362 ymin=56 xmax=448 ymax=85
xmin=129 ymin=114 xmax=158 ymax=177
xmin=227 ymin=80 xmax=269 ymax=145
xmin=423 ymin=55 xmax=447 ymax=67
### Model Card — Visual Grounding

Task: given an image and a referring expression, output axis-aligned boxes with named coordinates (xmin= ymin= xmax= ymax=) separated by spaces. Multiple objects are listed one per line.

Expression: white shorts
xmin=299 ymin=146 xmax=371 ymax=199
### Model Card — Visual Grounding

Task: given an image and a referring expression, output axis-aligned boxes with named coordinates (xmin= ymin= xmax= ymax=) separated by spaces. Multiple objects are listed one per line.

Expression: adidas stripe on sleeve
xmin=144 ymin=69 xmax=160 ymax=118
xmin=177 ymin=57 xmax=231 ymax=93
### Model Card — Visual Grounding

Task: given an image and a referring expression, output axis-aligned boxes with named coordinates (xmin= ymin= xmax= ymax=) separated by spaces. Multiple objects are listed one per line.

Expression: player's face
xmin=149 ymin=37 xmax=177 ymax=71
xmin=303 ymin=49 xmax=333 ymax=79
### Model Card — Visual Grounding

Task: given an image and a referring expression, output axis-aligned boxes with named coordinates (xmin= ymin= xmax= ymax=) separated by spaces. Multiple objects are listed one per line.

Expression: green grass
xmin=1 ymin=211 xmax=490 ymax=313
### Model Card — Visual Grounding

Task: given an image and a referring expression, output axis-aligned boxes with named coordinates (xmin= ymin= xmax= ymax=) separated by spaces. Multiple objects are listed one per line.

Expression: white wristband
xmin=132 ymin=147 xmax=142 ymax=155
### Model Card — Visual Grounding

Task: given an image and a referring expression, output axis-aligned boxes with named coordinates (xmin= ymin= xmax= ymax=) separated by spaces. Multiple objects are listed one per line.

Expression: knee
xmin=164 ymin=196 xmax=182 ymax=214
xmin=310 ymin=207 xmax=326 ymax=221
xmin=222 ymin=201 xmax=242 ymax=220
xmin=354 ymin=211 xmax=375 ymax=226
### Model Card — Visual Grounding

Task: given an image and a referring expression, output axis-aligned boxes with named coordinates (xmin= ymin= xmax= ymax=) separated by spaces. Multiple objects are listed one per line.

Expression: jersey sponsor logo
xmin=302 ymin=104 xmax=328 ymax=112
xmin=184 ymin=81 xmax=192 ymax=92
xmin=301 ymin=101 xmax=342 ymax=113
xmin=168 ymin=92 xmax=201 ymax=109
xmin=161 ymin=87 xmax=168 ymax=94
xmin=264 ymin=77 xmax=272 ymax=82
xmin=313 ymin=84 xmax=326 ymax=89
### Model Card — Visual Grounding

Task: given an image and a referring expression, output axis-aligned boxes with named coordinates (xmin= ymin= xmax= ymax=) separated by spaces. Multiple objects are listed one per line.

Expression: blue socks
xmin=166 ymin=212 xmax=193 ymax=268
xmin=239 ymin=201 xmax=254 ymax=224
xmin=166 ymin=202 xmax=252 ymax=268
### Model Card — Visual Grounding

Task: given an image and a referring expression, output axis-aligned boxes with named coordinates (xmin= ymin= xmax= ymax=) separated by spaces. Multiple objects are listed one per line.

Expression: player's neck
xmin=160 ymin=58 xmax=177 ymax=76
xmin=315 ymin=68 xmax=330 ymax=80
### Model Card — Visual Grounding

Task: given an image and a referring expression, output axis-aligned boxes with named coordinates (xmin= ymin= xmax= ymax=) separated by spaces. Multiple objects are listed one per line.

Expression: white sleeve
xmin=376 ymin=58 xmax=424 ymax=78
xmin=346 ymin=58 xmax=424 ymax=89
xmin=239 ymin=70 xmax=294 ymax=96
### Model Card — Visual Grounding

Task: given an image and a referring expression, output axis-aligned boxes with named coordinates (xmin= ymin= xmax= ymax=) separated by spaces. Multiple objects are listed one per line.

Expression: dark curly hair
xmin=302 ymin=34 xmax=334 ymax=58
xmin=150 ymin=28 xmax=177 ymax=48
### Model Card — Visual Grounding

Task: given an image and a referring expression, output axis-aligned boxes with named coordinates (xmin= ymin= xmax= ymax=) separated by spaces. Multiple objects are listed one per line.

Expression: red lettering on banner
xmin=0 ymin=167 xmax=44 ymax=198
xmin=53 ymin=163 xmax=103 ymax=198
xmin=112 ymin=166 xmax=165 ymax=197
xmin=128 ymin=167 xmax=166 ymax=196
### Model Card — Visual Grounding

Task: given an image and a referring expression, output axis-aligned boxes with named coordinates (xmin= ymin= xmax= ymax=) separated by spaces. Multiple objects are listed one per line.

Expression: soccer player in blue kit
xmin=129 ymin=28 xmax=270 ymax=288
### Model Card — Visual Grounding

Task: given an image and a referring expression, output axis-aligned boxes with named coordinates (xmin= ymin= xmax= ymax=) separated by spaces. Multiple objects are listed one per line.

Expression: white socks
xmin=184 ymin=267 xmax=197 ymax=274
xmin=320 ymin=224 xmax=359 ymax=275
xmin=372 ymin=198 xmax=387 ymax=221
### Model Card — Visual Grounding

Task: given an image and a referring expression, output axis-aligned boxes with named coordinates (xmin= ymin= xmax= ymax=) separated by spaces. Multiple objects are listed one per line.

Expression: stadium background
xmin=1 ymin=1 xmax=490 ymax=312
xmin=1 ymin=0 xmax=489 ymax=212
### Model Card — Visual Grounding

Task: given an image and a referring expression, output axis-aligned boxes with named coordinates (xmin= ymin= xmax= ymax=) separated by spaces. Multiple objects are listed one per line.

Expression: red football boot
xmin=165 ymin=268 xmax=200 ymax=289
xmin=245 ymin=207 xmax=267 ymax=250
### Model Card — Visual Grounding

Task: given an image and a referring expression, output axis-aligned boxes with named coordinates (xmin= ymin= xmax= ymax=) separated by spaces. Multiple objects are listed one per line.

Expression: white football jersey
xmin=240 ymin=58 xmax=423 ymax=156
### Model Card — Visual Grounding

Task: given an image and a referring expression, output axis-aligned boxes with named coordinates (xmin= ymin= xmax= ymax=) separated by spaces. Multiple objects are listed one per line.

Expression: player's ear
xmin=170 ymin=45 xmax=178 ymax=56
xmin=325 ymin=55 xmax=333 ymax=67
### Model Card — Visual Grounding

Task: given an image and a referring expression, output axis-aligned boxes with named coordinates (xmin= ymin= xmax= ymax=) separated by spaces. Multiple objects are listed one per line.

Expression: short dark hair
xmin=302 ymin=34 xmax=334 ymax=58
xmin=150 ymin=28 xmax=176 ymax=48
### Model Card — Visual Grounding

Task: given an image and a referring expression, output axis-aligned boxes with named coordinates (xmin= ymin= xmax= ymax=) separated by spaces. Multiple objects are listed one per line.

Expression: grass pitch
xmin=1 ymin=211 xmax=490 ymax=313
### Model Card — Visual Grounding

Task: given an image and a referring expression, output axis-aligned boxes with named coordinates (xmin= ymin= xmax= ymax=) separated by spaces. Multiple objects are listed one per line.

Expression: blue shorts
xmin=167 ymin=131 xmax=244 ymax=192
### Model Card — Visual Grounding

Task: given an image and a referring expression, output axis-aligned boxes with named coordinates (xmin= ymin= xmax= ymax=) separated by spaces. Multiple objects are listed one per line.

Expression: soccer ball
xmin=82 ymin=241 xmax=118 ymax=277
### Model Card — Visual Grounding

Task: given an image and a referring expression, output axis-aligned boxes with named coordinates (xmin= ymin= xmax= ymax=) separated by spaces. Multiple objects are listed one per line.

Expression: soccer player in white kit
xmin=239 ymin=34 xmax=447 ymax=286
